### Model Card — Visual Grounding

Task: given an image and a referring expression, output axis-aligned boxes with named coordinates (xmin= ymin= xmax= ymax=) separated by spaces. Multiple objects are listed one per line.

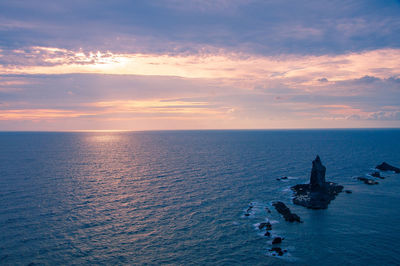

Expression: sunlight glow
xmin=0 ymin=109 xmax=91 ymax=120
xmin=2 ymin=47 xmax=400 ymax=85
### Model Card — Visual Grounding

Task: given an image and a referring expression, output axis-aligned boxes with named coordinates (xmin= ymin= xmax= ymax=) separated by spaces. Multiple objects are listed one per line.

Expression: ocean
xmin=1 ymin=129 xmax=400 ymax=265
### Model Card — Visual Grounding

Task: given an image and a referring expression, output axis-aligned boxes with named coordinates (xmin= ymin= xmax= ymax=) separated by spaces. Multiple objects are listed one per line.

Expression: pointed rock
xmin=291 ymin=156 xmax=343 ymax=209
xmin=310 ymin=155 xmax=326 ymax=190
xmin=376 ymin=162 xmax=400 ymax=173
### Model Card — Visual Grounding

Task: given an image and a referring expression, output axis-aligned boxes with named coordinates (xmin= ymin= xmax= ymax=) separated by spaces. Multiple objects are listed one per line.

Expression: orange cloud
xmin=0 ymin=109 xmax=91 ymax=120
xmin=1 ymin=47 xmax=399 ymax=88
xmin=90 ymin=99 xmax=227 ymax=115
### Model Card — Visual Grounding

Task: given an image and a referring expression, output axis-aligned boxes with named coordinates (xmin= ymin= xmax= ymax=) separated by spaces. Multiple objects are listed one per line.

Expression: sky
xmin=1 ymin=0 xmax=400 ymax=130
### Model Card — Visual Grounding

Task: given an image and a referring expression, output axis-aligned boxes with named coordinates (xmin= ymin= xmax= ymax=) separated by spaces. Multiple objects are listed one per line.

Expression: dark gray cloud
xmin=0 ymin=0 xmax=400 ymax=55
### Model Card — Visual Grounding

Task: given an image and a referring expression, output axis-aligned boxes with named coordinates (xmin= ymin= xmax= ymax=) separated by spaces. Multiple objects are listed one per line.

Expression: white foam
xmin=242 ymin=200 xmax=271 ymax=218
xmin=266 ymin=250 xmax=298 ymax=262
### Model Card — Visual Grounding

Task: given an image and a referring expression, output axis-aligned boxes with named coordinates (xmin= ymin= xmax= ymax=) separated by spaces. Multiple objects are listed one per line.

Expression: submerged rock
xmin=291 ymin=156 xmax=343 ymax=209
xmin=371 ymin=172 xmax=384 ymax=179
xmin=357 ymin=177 xmax=379 ymax=185
xmin=244 ymin=203 xmax=253 ymax=216
xmin=258 ymin=222 xmax=271 ymax=230
xmin=376 ymin=162 xmax=400 ymax=173
xmin=269 ymin=247 xmax=284 ymax=256
xmin=272 ymin=237 xmax=284 ymax=244
xmin=345 ymin=190 xmax=352 ymax=194
xmin=277 ymin=176 xmax=288 ymax=181
xmin=266 ymin=223 xmax=272 ymax=230
xmin=272 ymin=201 xmax=302 ymax=223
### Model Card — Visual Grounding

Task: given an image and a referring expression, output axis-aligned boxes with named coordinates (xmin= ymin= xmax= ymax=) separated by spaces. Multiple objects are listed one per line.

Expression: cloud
xmin=1 ymin=1 xmax=400 ymax=130
xmin=0 ymin=44 xmax=399 ymax=130
xmin=367 ymin=111 xmax=400 ymax=121
xmin=152 ymin=0 xmax=253 ymax=13
xmin=357 ymin=75 xmax=381 ymax=83
xmin=2 ymin=47 xmax=400 ymax=85
xmin=1 ymin=0 xmax=400 ymax=55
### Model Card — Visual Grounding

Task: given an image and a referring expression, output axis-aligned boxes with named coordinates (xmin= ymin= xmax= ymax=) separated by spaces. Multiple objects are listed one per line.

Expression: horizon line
xmin=1 ymin=127 xmax=400 ymax=133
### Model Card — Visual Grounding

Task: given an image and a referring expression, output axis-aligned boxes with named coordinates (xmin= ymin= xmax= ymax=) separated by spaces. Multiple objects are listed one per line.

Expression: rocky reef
xmin=272 ymin=201 xmax=302 ymax=222
xmin=357 ymin=177 xmax=379 ymax=185
xmin=371 ymin=171 xmax=384 ymax=179
xmin=291 ymin=156 xmax=343 ymax=209
xmin=269 ymin=247 xmax=287 ymax=256
xmin=376 ymin=162 xmax=400 ymax=173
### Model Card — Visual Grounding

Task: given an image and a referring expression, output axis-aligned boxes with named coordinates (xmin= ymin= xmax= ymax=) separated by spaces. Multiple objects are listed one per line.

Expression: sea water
xmin=1 ymin=129 xmax=400 ymax=265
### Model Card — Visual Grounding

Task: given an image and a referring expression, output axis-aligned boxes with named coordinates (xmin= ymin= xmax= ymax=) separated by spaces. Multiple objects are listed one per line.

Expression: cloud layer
xmin=0 ymin=0 xmax=400 ymax=130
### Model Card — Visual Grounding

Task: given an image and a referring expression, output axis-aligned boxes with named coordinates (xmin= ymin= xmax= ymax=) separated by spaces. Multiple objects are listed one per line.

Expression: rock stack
xmin=291 ymin=156 xmax=343 ymax=209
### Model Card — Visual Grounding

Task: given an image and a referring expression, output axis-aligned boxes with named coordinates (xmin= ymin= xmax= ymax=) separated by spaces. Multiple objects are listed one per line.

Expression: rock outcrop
xmin=291 ymin=156 xmax=343 ymax=209
xmin=371 ymin=172 xmax=384 ymax=179
xmin=310 ymin=155 xmax=326 ymax=190
xmin=272 ymin=237 xmax=284 ymax=244
xmin=357 ymin=177 xmax=379 ymax=185
xmin=269 ymin=247 xmax=286 ymax=256
xmin=376 ymin=162 xmax=400 ymax=173
xmin=272 ymin=201 xmax=302 ymax=222
xmin=258 ymin=222 xmax=272 ymax=230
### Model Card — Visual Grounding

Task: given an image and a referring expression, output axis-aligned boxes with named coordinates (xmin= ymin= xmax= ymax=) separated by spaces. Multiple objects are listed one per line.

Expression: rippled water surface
xmin=1 ymin=130 xmax=400 ymax=265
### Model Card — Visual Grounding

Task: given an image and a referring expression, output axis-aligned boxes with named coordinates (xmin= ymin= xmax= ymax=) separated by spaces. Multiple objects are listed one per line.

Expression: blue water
xmin=1 ymin=130 xmax=400 ymax=265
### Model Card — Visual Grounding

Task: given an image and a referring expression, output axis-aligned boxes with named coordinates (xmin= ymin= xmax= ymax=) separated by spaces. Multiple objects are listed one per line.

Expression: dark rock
xmin=258 ymin=222 xmax=268 ymax=230
xmin=376 ymin=162 xmax=400 ymax=173
xmin=310 ymin=155 xmax=326 ymax=190
xmin=277 ymin=176 xmax=288 ymax=181
xmin=272 ymin=201 xmax=302 ymax=223
xmin=266 ymin=223 xmax=272 ymax=230
xmin=264 ymin=231 xmax=271 ymax=237
xmin=259 ymin=221 xmax=272 ymax=230
xmin=357 ymin=177 xmax=379 ymax=185
xmin=345 ymin=190 xmax=352 ymax=194
xmin=265 ymin=207 xmax=271 ymax=213
xmin=371 ymin=172 xmax=384 ymax=179
xmin=291 ymin=156 xmax=343 ymax=209
xmin=272 ymin=237 xmax=284 ymax=244
xmin=269 ymin=247 xmax=284 ymax=256
xmin=245 ymin=203 xmax=253 ymax=215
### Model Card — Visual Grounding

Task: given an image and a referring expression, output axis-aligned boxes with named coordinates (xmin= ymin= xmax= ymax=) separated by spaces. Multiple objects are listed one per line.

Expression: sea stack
xmin=310 ymin=155 xmax=326 ymax=190
xmin=291 ymin=155 xmax=343 ymax=209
